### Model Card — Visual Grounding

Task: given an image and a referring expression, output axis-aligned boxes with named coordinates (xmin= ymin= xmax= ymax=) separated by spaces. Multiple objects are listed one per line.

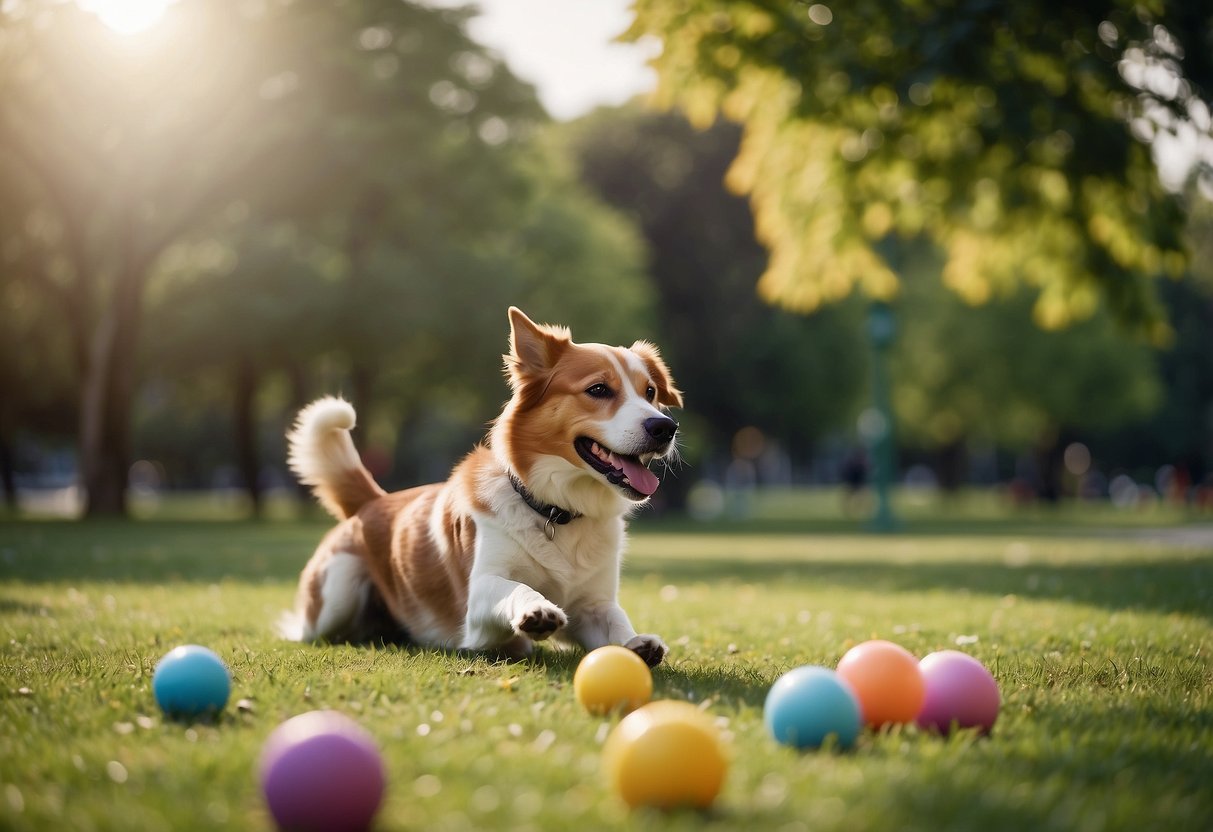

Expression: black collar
xmin=509 ymin=473 xmax=580 ymax=539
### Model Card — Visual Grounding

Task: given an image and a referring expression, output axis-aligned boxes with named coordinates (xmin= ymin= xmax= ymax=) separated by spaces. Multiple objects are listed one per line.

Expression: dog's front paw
xmin=625 ymin=634 xmax=668 ymax=668
xmin=514 ymin=601 xmax=567 ymax=641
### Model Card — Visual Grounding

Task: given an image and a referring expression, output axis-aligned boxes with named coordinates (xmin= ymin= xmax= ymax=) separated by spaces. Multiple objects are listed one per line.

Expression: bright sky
xmin=423 ymin=0 xmax=659 ymax=120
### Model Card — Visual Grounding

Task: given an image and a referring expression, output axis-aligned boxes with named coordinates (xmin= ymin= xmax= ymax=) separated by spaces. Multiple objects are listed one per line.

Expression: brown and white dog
xmin=280 ymin=307 xmax=682 ymax=667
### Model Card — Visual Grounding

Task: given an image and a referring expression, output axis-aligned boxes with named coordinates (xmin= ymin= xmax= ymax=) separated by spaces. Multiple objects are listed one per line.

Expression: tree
xmin=0 ymin=0 xmax=543 ymax=515
xmin=139 ymin=139 xmax=655 ymax=505
xmin=628 ymin=0 xmax=1212 ymax=336
xmin=0 ymin=243 xmax=77 ymax=509
xmin=257 ymin=1 xmax=545 ymax=427
xmin=886 ymin=243 xmax=1162 ymax=492
xmin=142 ymin=225 xmax=339 ymax=514
xmin=561 ymin=108 xmax=867 ymax=469
xmin=1088 ymin=201 xmax=1213 ymax=484
xmin=0 ymin=2 xmax=314 ymax=514
xmin=319 ymin=146 xmax=658 ymax=489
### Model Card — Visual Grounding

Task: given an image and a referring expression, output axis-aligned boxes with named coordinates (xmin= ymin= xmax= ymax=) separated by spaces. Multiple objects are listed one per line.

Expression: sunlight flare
xmin=77 ymin=0 xmax=176 ymax=35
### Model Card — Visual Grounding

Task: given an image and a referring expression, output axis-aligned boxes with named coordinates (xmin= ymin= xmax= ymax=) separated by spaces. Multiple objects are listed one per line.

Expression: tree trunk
xmin=935 ymin=439 xmax=967 ymax=493
xmin=285 ymin=360 xmax=313 ymax=505
xmin=350 ymin=360 xmax=376 ymax=452
xmin=233 ymin=358 xmax=262 ymax=518
xmin=80 ymin=266 xmax=144 ymax=518
xmin=344 ymin=188 xmax=388 ymax=452
xmin=1034 ymin=427 xmax=1064 ymax=503
xmin=0 ymin=426 xmax=17 ymax=511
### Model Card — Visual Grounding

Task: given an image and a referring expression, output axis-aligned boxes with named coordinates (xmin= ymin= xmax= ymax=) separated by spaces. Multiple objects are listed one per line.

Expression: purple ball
xmin=259 ymin=711 xmax=386 ymax=832
xmin=916 ymin=650 xmax=1001 ymax=735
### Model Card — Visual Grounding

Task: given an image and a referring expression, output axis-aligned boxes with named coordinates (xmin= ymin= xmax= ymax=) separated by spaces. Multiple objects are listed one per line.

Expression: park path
xmin=1109 ymin=524 xmax=1213 ymax=549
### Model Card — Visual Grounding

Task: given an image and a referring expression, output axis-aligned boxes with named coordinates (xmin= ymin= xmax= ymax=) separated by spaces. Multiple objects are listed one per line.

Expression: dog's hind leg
xmin=281 ymin=550 xmax=378 ymax=643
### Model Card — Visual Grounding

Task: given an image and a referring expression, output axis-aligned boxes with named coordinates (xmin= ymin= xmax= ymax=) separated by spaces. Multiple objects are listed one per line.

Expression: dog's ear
xmin=630 ymin=340 xmax=683 ymax=409
xmin=505 ymin=307 xmax=571 ymax=392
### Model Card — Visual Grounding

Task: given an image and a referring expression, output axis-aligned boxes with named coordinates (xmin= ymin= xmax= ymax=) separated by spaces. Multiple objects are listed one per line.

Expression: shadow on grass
xmin=881 ymin=701 xmax=1213 ymax=829
xmin=627 ymin=555 xmax=1213 ymax=621
xmin=2 ymin=519 xmax=1210 ymax=621
xmin=525 ymin=648 xmax=775 ymax=710
xmin=632 ymin=512 xmax=1213 ymax=538
xmin=0 ymin=519 xmax=321 ymax=584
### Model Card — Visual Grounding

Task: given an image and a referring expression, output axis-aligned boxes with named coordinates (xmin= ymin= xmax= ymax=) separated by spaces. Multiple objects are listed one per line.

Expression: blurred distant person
xmin=841 ymin=450 xmax=869 ymax=517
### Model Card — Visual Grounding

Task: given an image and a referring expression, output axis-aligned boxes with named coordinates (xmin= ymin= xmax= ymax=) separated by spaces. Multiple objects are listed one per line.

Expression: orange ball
xmin=835 ymin=640 xmax=925 ymax=728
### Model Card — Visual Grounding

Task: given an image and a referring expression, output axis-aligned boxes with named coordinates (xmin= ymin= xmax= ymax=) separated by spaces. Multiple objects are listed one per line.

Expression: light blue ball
xmin=764 ymin=665 xmax=862 ymax=750
xmin=153 ymin=645 xmax=231 ymax=717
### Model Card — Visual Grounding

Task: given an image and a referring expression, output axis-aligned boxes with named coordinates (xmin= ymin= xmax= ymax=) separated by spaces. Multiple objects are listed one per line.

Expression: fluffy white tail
xmin=287 ymin=397 xmax=385 ymax=519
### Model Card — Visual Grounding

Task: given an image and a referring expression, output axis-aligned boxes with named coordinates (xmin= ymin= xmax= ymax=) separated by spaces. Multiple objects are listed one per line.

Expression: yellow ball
xmin=574 ymin=646 xmax=653 ymax=715
xmin=602 ymin=701 xmax=728 ymax=810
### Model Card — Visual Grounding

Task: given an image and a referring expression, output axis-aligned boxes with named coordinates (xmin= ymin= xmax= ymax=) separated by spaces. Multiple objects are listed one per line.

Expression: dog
xmin=281 ymin=307 xmax=682 ymax=667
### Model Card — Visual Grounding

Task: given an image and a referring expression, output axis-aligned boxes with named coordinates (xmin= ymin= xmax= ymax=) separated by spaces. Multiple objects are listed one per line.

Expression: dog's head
xmin=492 ymin=307 xmax=683 ymax=516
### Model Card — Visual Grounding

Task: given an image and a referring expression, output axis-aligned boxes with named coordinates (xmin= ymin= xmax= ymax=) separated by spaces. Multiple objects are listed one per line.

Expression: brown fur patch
xmin=501 ymin=342 xmax=635 ymax=478
xmin=629 ymin=341 xmax=683 ymax=408
xmin=318 ymin=466 xmax=386 ymax=521
xmin=296 ymin=448 xmax=498 ymax=643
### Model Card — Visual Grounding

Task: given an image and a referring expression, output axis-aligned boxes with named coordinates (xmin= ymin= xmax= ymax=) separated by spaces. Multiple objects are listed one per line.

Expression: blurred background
xmin=1 ymin=0 xmax=1211 ymax=524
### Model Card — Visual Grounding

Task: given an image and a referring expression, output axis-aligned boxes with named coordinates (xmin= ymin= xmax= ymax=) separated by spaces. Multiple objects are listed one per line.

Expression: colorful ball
xmin=574 ymin=645 xmax=653 ymax=715
xmin=259 ymin=710 xmax=385 ymax=832
xmin=835 ymin=639 xmax=925 ymax=728
xmin=603 ymin=700 xmax=728 ymax=809
xmin=152 ymin=645 xmax=231 ymax=717
xmin=916 ymin=650 xmax=1001 ymax=734
xmin=764 ymin=665 xmax=862 ymax=750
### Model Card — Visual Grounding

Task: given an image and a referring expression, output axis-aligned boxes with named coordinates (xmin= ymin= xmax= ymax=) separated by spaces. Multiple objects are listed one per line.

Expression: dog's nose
xmin=643 ymin=416 xmax=678 ymax=444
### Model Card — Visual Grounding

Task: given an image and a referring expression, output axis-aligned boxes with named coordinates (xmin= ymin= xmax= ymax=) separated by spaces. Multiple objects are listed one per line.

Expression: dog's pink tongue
xmin=620 ymin=458 xmax=660 ymax=496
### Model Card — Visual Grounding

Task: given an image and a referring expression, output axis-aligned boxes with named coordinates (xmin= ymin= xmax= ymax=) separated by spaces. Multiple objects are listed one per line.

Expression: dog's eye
xmin=645 ymin=386 xmax=657 ymax=403
xmin=585 ymin=383 xmax=613 ymax=399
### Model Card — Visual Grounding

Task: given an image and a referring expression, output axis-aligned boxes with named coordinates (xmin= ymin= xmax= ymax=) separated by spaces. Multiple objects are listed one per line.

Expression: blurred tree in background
xmin=560 ymin=108 xmax=867 ymax=477
xmin=627 ymin=0 xmax=1212 ymax=335
xmin=888 ymin=242 xmax=1162 ymax=493
xmin=1089 ymin=200 xmax=1213 ymax=485
xmin=0 ymin=0 xmax=649 ymax=515
xmin=2 ymin=0 xmax=1211 ymax=518
xmin=1 ymin=1 xmax=332 ymax=515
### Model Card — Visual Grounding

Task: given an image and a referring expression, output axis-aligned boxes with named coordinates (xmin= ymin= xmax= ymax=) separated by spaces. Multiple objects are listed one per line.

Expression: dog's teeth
xmin=592 ymin=442 xmax=600 ymax=454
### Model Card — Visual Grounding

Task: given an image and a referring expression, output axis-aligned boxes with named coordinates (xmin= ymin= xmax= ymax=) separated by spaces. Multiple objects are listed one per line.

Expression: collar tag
xmin=509 ymin=473 xmax=581 ymax=537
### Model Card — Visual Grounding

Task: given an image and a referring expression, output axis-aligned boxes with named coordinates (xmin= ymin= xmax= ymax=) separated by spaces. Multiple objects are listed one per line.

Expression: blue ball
xmin=153 ymin=645 xmax=231 ymax=717
xmin=764 ymin=665 xmax=862 ymax=750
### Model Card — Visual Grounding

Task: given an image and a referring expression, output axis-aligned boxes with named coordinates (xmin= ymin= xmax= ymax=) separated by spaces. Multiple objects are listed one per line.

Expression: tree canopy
xmin=628 ymin=0 xmax=1213 ymax=338
xmin=888 ymin=245 xmax=1161 ymax=454
xmin=562 ymin=108 xmax=866 ymax=462
xmin=0 ymin=0 xmax=647 ymax=513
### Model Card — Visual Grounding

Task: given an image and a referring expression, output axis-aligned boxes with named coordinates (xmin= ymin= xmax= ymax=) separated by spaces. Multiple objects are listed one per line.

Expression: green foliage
xmin=0 ymin=0 xmax=656 ymax=497
xmin=562 ymin=108 xmax=868 ymax=456
xmin=2 ymin=517 xmax=1211 ymax=830
xmin=628 ymin=0 xmax=1212 ymax=336
xmin=889 ymin=246 xmax=1162 ymax=450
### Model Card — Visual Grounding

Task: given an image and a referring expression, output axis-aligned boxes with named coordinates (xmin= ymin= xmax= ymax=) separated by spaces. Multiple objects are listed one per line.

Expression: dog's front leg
xmin=462 ymin=574 xmax=567 ymax=652
xmin=570 ymin=602 xmax=668 ymax=668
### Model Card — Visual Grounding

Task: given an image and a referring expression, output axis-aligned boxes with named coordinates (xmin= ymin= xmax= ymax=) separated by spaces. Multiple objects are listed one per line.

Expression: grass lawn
xmin=2 ymin=500 xmax=1211 ymax=831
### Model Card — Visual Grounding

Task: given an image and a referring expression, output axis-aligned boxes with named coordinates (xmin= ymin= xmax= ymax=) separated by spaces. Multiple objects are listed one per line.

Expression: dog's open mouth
xmin=575 ymin=437 xmax=661 ymax=499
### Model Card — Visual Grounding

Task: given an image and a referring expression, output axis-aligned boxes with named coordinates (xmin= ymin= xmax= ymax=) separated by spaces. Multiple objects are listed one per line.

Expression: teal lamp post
xmin=863 ymin=301 xmax=898 ymax=532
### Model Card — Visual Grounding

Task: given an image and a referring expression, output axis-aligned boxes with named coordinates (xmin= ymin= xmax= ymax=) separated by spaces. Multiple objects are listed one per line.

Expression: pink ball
xmin=259 ymin=710 xmax=386 ymax=832
xmin=916 ymin=650 xmax=1001 ymax=734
